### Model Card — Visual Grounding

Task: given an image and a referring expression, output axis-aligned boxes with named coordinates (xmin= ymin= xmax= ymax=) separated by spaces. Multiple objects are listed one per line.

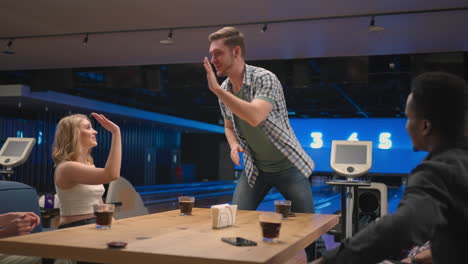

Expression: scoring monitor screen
xmin=335 ymin=145 xmax=367 ymax=165
xmin=1 ymin=141 xmax=29 ymax=157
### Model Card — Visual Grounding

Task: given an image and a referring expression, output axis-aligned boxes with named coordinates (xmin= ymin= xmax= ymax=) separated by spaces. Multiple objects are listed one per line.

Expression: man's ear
xmin=421 ymin=119 xmax=432 ymax=136
xmin=234 ymin=46 xmax=241 ymax=57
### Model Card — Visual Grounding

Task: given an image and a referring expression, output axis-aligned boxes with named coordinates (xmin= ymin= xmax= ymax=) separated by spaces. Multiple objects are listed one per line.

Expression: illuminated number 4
xmin=347 ymin=132 xmax=359 ymax=141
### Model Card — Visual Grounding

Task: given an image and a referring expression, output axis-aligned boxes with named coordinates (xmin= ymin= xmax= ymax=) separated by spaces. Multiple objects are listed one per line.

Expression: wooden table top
xmin=0 ymin=208 xmax=339 ymax=264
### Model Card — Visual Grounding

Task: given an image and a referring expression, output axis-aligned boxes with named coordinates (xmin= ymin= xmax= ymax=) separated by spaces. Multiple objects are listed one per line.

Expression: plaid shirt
xmin=219 ymin=64 xmax=315 ymax=187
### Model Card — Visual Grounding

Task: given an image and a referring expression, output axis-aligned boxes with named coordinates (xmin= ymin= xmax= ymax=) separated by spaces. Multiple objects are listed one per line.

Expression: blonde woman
xmin=53 ymin=112 xmax=121 ymax=228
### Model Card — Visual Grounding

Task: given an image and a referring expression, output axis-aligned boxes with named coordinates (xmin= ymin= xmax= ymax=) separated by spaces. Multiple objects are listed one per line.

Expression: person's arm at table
xmin=0 ymin=212 xmax=40 ymax=238
xmin=401 ymin=248 xmax=432 ymax=263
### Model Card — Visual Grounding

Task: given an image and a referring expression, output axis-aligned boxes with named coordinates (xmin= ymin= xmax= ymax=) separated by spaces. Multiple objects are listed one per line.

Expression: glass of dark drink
xmin=178 ymin=196 xmax=195 ymax=216
xmin=274 ymin=200 xmax=291 ymax=219
xmin=93 ymin=204 xmax=115 ymax=229
xmin=259 ymin=212 xmax=282 ymax=242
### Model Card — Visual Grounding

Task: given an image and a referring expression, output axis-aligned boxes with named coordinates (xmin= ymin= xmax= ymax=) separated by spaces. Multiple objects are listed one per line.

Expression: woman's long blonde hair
xmin=52 ymin=114 xmax=94 ymax=166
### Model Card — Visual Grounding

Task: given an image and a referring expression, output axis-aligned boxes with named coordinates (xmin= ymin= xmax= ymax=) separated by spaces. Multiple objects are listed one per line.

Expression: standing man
xmin=313 ymin=72 xmax=468 ymax=264
xmin=203 ymin=27 xmax=315 ymax=214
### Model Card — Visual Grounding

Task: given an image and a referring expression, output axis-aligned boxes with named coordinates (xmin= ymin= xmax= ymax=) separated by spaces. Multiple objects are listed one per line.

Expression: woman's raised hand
xmin=91 ymin=113 xmax=120 ymax=134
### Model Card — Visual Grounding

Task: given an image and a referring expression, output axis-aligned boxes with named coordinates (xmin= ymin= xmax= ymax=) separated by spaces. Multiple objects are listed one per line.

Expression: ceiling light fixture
xmin=2 ymin=6 xmax=466 ymax=44
xmin=368 ymin=16 xmax=384 ymax=32
xmin=261 ymin=24 xmax=268 ymax=33
xmin=2 ymin=39 xmax=15 ymax=55
xmin=160 ymin=29 xmax=174 ymax=45
xmin=83 ymin=33 xmax=89 ymax=46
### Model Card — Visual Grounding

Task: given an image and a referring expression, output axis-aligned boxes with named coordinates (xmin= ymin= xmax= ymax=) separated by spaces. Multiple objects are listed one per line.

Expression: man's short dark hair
xmin=208 ymin=27 xmax=245 ymax=57
xmin=410 ymin=71 xmax=468 ymax=141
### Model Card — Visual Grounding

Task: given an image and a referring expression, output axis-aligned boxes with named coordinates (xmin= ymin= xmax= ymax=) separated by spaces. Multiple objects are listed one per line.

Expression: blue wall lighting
xmin=37 ymin=131 xmax=43 ymax=145
xmin=16 ymin=130 xmax=24 ymax=138
xmin=290 ymin=118 xmax=427 ymax=174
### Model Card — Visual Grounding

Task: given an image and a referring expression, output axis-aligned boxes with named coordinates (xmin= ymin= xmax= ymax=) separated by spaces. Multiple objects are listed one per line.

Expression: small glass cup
xmin=178 ymin=196 xmax=195 ymax=216
xmin=274 ymin=200 xmax=292 ymax=219
xmin=93 ymin=204 xmax=115 ymax=229
xmin=259 ymin=212 xmax=282 ymax=242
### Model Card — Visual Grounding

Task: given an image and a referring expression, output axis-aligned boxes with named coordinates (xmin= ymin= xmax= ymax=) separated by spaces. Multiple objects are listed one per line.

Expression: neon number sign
xmin=378 ymin=132 xmax=392 ymax=149
xmin=308 ymin=132 xmax=394 ymax=149
xmin=309 ymin=132 xmax=323 ymax=149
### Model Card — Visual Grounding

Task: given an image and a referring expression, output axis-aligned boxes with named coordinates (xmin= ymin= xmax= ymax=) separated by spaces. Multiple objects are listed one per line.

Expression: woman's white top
xmin=56 ymin=183 xmax=105 ymax=216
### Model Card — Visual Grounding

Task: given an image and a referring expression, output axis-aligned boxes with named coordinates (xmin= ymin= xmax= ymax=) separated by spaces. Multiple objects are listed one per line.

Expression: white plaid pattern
xmin=219 ymin=64 xmax=315 ymax=187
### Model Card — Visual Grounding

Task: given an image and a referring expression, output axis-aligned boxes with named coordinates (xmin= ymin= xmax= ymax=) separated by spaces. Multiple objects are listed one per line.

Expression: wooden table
xmin=0 ymin=208 xmax=338 ymax=264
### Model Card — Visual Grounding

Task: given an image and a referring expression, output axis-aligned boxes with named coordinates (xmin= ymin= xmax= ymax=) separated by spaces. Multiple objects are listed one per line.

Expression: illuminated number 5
xmin=310 ymin=132 xmax=323 ymax=149
xmin=378 ymin=132 xmax=392 ymax=149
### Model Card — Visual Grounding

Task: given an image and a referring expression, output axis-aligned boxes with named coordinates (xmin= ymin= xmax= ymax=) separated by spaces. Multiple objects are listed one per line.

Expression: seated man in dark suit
xmin=313 ymin=72 xmax=468 ymax=264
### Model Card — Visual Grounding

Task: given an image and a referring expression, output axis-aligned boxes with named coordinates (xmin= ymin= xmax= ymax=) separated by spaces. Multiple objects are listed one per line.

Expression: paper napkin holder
xmin=211 ymin=204 xmax=237 ymax=229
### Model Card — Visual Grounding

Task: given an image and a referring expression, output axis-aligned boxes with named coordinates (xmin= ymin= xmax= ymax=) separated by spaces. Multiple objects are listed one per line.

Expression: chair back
xmin=0 ymin=180 xmax=43 ymax=232
xmin=105 ymin=177 xmax=148 ymax=219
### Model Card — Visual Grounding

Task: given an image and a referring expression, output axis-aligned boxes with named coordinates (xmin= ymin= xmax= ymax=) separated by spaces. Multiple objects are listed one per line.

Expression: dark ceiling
xmin=2 ymin=1 xmax=468 ymax=70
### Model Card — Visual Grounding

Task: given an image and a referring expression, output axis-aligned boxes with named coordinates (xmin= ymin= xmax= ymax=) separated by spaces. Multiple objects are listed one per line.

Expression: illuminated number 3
xmin=310 ymin=132 xmax=323 ymax=149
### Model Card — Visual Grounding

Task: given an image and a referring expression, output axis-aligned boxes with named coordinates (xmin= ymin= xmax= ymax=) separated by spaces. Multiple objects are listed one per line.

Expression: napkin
xmin=210 ymin=204 xmax=237 ymax=229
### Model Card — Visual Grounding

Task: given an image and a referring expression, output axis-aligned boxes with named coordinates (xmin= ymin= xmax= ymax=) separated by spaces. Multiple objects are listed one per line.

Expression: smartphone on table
xmin=221 ymin=237 xmax=257 ymax=246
